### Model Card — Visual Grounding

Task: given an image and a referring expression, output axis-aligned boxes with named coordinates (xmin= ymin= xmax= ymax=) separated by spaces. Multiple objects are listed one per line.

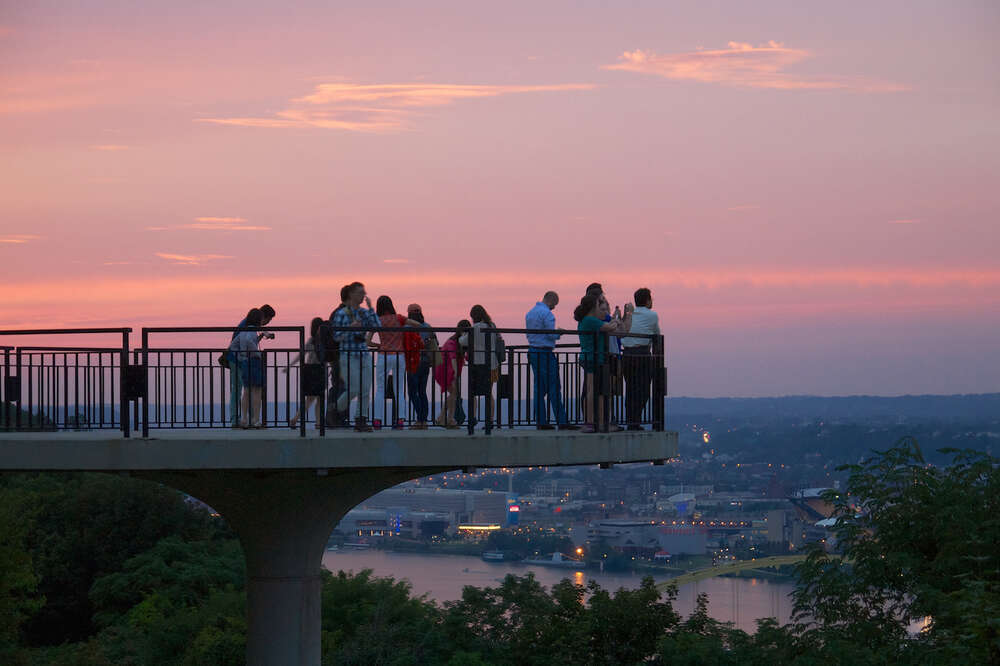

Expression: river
xmin=322 ymin=549 xmax=795 ymax=633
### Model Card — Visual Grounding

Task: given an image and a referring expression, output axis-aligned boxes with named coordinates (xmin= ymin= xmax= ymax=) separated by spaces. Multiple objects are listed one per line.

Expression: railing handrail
xmin=0 ymin=328 xmax=132 ymax=336
xmin=320 ymin=324 xmax=659 ymax=339
xmin=143 ymin=326 xmax=305 ymax=334
xmin=13 ymin=346 xmax=125 ymax=353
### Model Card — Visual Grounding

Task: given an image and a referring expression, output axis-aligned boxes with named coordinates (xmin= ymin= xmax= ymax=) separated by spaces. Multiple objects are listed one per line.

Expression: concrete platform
xmin=0 ymin=428 xmax=678 ymax=665
xmin=0 ymin=428 xmax=678 ymax=471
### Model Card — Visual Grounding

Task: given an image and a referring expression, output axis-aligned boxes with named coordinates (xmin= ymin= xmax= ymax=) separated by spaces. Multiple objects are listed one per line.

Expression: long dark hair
xmin=470 ymin=304 xmax=493 ymax=326
xmin=309 ymin=317 xmax=324 ymax=340
xmin=409 ymin=309 xmax=425 ymax=324
xmin=451 ymin=319 xmax=472 ymax=363
xmin=376 ymin=295 xmax=395 ymax=317
xmin=245 ymin=308 xmax=264 ymax=327
xmin=574 ymin=294 xmax=599 ymax=322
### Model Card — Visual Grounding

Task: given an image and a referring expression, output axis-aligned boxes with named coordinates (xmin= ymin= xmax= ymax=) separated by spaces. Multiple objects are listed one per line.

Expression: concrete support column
xmin=142 ymin=467 xmax=441 ymax=666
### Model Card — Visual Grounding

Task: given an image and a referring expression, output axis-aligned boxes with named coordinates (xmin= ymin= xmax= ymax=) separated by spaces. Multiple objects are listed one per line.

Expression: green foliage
xmin=0 ymin=473 xmax=225 ymax=646
xmin=791 ymin=439 xmax=1000 ymax=664
xmin=0 ymin=439 xmax=996 ymax=664
xmin=321 ymin=568 xmax=448 ymax=665
xmin=442 ymin=573 xmax=682 ymax=665
xmin=0 ymin=483 xmax=43 ymax=663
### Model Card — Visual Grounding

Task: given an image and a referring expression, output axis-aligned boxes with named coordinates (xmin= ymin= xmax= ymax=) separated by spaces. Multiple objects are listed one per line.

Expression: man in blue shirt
xmin=330 ymin=282 xmax=380 ymax=431
xmin=525 ymin=291 xmax=575 ymax=430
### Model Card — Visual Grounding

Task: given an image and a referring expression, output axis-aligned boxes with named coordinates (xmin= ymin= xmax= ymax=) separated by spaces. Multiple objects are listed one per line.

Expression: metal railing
xmin=0 ymin=325 xmax=667 ymax=437
xmin=0 ymin=329 xmax=131 ymax=435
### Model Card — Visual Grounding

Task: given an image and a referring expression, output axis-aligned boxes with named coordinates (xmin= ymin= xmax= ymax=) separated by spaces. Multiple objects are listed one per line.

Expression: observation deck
xmin=1 ymin=325 xmax=677 ymax=665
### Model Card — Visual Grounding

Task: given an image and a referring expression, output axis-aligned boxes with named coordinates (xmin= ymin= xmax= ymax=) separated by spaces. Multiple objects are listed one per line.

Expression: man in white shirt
xmin=620 ymin=288 xmax=661 ymax=430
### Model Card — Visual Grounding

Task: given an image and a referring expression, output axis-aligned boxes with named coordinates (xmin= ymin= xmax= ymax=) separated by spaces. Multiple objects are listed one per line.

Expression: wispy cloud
xmin=184 ymin=217 xmax=270 ymax=231
xmin=604 ymin=41 xmax=907 ymax=92
xmin=382 ymin=258 xmax=410 ymax=264
xmin=154 ymin=252 xmax=232 ymax=265
xmin=90 ymin=144 xmax=129 ymax=151
xmin=147 ymin=217 xmax=271 ymax=232
xmin=0 ymin=234 xmax=42 ymax=244
xmin=888 ymin=219 xmax=920 ymax=225
xmin=198 ymin=82 xmax=597 ymax=133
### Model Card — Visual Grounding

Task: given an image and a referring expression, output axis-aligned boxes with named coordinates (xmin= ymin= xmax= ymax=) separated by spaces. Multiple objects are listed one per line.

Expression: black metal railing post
xmin=601 ymin=331 xmax=610 ymax=433
xmin=466 ymin=328 xmax=475 ymax=437
xmin=299 ymin=327 xmax=306 ymax=438
xmin=141 ymin=329 xmax=149 ymax=438
xmin=653 ymin=334 xmax=666 ymax=432
xmin=121 ymin=330 xmax=130 ymax=438
xmin=485 ymin=330 xmax=494 ymax=436
xmin=2 ymin=347 xmax=9 ymax=431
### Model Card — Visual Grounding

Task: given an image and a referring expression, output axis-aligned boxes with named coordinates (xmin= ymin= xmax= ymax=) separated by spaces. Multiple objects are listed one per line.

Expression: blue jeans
xmin=227 ymin=350 xmax=242 ymax=426
xmin=528 ymin=348 xmax=567 ymax=425
xmin=407 ymin=362 xmax=431 ymax=422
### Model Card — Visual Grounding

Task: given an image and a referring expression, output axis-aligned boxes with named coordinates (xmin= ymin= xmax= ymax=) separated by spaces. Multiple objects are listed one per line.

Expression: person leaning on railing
xmin=525 ymin=291 xmax=575 ymax=430
xmin=330 ymin=282 xmax=380 ymax=432
xmin=434 ymin=320 xmax=471 ymax=429
xmin=228 ymin=304 xmax=275 ymax=428
xmin=373 ymin=295 xmax=423 ymax=430
xmin=575 ymin=293 xmax=631 ymax=433
xmin=620 ymin=287 xmax=661 ymax=430
xmin=466 ymin=305 xmax=504 ymax=430
xmin=227 ymin=307 xmax=273 ymax=429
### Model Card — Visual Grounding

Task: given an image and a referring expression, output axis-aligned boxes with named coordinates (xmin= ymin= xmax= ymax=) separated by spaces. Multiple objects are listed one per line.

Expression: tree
xmin=791 ymin=438 xmax=1000 ymax=664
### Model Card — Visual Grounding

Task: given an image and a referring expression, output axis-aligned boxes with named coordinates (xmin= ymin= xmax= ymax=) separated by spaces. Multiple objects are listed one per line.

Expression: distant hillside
xmin=667 ymin=394 xmax=1000 ymax=423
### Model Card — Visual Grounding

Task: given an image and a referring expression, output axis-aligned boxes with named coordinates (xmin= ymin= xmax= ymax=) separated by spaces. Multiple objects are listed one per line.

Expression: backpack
xmin=424 ymin=334 xmax=444 ymax=368
xmin=492 ymin=331 xmax=506 ymax=367
xmin=316 ymin=306 xmax=343 ymax=365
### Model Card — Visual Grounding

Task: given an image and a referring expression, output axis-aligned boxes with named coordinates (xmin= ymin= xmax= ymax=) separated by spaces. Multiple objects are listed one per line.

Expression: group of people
xmin=224 ymin=281 xmax=661 ymax=433
xmin=529 ymin=283 xmax=661 ymax=433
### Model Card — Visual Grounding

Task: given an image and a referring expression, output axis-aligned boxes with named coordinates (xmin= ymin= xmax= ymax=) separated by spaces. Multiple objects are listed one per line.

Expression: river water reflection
xmin=322 ymin=549 xmax=795 ymax=634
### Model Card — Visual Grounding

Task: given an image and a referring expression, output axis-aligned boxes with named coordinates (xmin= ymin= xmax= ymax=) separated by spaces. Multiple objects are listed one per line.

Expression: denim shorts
xmin=239 ymin=357 xmax=264 ymax=387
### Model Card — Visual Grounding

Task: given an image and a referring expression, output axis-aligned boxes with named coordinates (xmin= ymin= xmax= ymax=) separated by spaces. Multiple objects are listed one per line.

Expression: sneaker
xmin=354 ymin=417 xmax=373 ymax=433
xmin=626 ymin=424 xmax=643 ymax=431
xmin=581 ymin=424 xmax=596 ymax=433
xmin=557 ymin=424 xmax=580 ymax=431
xmin=372 ymin=419 xmax=382 ymax=430
xmin=393 ymin=419 xmax=405 ymax=430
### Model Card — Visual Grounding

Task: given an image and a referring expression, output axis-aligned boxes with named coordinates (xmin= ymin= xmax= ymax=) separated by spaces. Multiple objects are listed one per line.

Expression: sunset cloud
xmin=90 ymin=144 xmax=129 ymax=151
xmin=0 ymin=234 xmax=42 ymax=244
xmin=382 ymin=258 xmax=410 ymax=264
xmin=604 ymin=41 xmax=907 ymax=92
xmin=198 ymin=82 xmax=597 ymax=132
xmin=184 ymin=217 xmax=271 ymax=231
xmin=154 ymin=252 xmax=232 ymax=265
xmin=147 ymin=217 xmax=271 ymax=232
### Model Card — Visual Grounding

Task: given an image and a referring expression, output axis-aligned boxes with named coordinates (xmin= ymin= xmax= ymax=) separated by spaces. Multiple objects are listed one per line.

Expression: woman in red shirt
xmin=374 ymin=296 xmax=421 ymax=428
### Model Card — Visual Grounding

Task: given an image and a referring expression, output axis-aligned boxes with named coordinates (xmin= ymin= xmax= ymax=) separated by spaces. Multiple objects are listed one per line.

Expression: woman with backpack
xmin=467 ymin=304 xmax=504 ymax=428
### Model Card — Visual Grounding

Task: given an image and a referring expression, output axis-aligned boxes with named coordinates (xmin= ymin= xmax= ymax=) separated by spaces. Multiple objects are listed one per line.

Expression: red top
xmin=378 ymin=314 xmax=407 ymax=352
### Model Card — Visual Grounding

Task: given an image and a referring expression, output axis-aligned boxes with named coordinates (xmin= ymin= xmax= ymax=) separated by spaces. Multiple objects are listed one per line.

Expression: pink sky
xmin=2 ymin=1 xmax=998 ymax=397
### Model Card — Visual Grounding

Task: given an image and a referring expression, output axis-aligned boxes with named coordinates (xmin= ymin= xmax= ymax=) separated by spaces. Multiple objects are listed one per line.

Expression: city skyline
xmin=2 ymin=1 xmax=998 ymax=397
